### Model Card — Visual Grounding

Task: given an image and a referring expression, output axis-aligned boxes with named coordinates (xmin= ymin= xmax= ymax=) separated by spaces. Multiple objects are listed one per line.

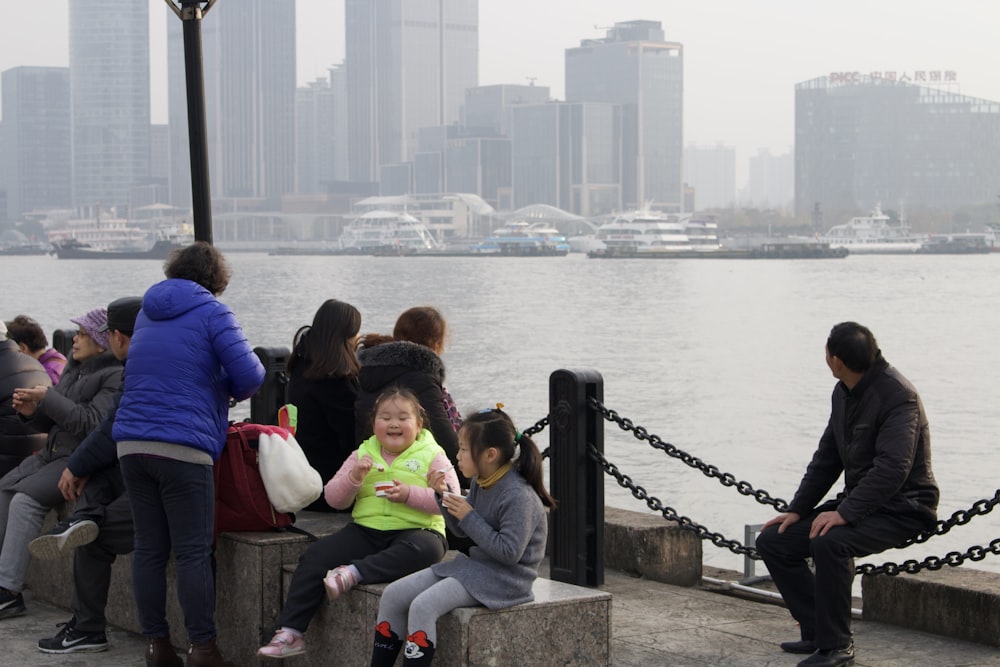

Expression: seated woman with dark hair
xmin=355 ymin=306 xmax=465 ymax=489
xmin=5 ymin=315 xmax=67 ymax=384
xmin=285 ymin=299 xmax=362 ymax=512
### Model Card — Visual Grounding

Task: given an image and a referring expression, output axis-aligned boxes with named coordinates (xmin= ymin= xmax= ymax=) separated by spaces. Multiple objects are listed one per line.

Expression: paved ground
xmin=3 ymin=567 xmax=999 ymax=666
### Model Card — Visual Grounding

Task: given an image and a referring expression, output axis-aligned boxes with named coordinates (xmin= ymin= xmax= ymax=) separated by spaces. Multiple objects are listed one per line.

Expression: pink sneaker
xmin=323 ymin=565 xmax=358 ymax=601
xmin=257 ymin=630 xmax=305 ymax=659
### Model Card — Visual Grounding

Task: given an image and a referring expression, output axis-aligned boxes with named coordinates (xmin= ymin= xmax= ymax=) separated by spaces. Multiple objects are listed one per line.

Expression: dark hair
xmin=393 ymin=306 xmax=446 ymax=353
xmin=826 ymin=321 xmax=878 ymax=373
xmin=460 ymin=408 xmax=556 ymax=508
xmin=358 ymin=306 xmax=447 ymax=353
xmin=287 ymin=300 xmax=361 ymax=380
xmin=371 ymin=387 xmax=426 ymax=432
xmin=164 ymin=241 xmax=231 ymax=295
xmin=5 ymin=315 xmax=48 ymax=352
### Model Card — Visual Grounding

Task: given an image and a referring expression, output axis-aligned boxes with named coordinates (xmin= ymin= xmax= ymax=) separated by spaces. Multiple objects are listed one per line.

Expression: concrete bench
xmin=862 ymin=567 xmax=1000 ymax=646
xmin=288 ymin=568 xmax=611 ymax=667
xmin=25 ymin=506 xmax=693 ymax=664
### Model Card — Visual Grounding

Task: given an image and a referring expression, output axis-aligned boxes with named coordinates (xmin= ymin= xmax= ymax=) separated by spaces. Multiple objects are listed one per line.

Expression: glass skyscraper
xmin=69 ymin=0 xmax=150 ymax=214
xmin=565 ymin=21 xmax=683 ymax=211
xmin=168 ymin=0 xmax=296 ymax=205
xmin=345 ymin=0 xmax=478 ymax=183
xmin=0 ymin=67 xmax=71 ymax=219
xmin=795 ymin=74 xmax=1000 ymax=221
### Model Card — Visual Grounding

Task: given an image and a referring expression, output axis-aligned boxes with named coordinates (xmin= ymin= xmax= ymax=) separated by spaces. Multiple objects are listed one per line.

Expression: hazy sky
xmin=2 ymin=0 xmax=998 ymax=175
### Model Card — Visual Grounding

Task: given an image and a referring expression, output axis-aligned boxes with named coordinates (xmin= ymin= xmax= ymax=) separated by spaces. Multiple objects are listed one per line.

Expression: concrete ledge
xmin=283 ymin=570 xmax=612 ymax=666
xmin=862 ymin=567 xmax=1000 ymax=646
xmin=603 ymin=506 xmax=702 ymax=586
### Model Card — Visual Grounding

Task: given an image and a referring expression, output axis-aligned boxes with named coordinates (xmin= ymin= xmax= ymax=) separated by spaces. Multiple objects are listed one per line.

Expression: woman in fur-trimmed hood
xmin=354 ymin=307 xmax=462 ymax=488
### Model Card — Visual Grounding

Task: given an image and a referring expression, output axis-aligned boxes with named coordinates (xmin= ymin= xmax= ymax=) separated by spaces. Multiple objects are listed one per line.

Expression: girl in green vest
xmin=257 ymin=387 xmax=460 ymax=660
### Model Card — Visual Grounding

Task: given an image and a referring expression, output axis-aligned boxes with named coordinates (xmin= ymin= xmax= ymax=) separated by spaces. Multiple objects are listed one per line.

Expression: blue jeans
xmin=120 ymin=454 xmax=216 ymax=643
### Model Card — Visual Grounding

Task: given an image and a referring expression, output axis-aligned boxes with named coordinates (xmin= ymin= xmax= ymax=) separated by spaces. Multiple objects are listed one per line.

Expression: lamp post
xmin=165 ymin=0 xmax=216 ymax=244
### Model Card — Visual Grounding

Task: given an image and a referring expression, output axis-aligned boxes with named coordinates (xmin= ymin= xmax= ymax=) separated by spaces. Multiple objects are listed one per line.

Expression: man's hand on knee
xmin=762 ymin=512 xmax=801 ymax=534
xmin=808 ymin=510 xmax=847 ymax=538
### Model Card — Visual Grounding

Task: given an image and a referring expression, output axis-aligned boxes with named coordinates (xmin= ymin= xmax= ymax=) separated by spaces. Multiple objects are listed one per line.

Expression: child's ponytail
xmin=512 ymin=432 xmax=556 ymax=508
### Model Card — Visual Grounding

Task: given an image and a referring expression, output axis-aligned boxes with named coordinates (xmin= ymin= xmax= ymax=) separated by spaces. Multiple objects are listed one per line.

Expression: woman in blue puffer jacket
xmin=113 ymin=242 xmax=264 ymax=667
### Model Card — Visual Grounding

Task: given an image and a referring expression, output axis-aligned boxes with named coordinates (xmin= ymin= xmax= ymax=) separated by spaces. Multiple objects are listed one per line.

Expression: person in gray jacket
xmin=0 ymin=308 xmax=122 ymax=620
xmin=756 ymin=322 xmax=939 ymax=667
xmin=0 ymin=320 xmax=51 ymax=477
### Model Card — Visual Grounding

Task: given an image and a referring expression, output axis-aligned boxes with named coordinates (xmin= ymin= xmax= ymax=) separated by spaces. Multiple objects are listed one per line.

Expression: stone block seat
xmin=25 ymin=509 xmax=624 ymax=666
xmin=862 ymin=567 xmax=1000 ymax=647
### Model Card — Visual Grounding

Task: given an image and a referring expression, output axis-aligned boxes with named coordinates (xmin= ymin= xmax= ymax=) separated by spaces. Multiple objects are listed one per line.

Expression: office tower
xmin=796 ymin=73 xmax=1000 ymax=220
xmin=683 ymin=144 xmax=736 ymax=210
xmin=345 ymin=0 xmax=478 ymax=183
xmin=510 ymin=101 xmax=621 ymax=216
xmin=445 ymin=137 xmax=511 ymax=209
xmin=748 ymin=148 xmax=793 ymax=211
xmin=69 ymin=0 xmax=150 ymax=214
xmin=0 ymin=67 xmax=71 ymax=219
xmin=463 ymin=84 xmax=551 ymax=136
xmin=566 ymin=20 xmax=683 ymax=211
xmin=168 ymin=0 xmax=296 ymax=206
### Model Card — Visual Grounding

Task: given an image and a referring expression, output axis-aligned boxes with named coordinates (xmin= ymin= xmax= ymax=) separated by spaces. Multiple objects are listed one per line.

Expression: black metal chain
xmin=522 ymin=415 xmax=550 ymax=459
xmin=588 ymin=397 xmax=789 ymax=512
xmin=588 ymin=445 xmax=758 ymax=557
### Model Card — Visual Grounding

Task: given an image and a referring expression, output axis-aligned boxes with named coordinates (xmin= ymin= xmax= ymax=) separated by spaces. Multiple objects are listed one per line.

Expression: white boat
xmin=47 ymin=213 xmax=151 ymax=252
xmin=593 ymin=209 xmax=721 ymax=253
xmin=338 ymin=210 xmax=440 ymax=252
xmin=471 ymin=221 xmax=570 ymax=256
xmin=818 ymin=205 xmax=926 ymax=254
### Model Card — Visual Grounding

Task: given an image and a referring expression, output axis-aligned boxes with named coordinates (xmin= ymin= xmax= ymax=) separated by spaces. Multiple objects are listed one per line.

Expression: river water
xmin=4 ymin=251 xmax=999 ymax=575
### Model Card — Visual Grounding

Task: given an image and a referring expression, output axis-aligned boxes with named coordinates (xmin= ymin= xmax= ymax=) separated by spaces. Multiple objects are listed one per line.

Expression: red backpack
xmin=214 ymin=422 xmax=294 ymax=534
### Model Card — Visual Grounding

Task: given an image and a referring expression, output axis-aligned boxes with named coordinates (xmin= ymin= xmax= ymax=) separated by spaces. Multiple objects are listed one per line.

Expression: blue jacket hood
xmin=142 ymin=279 xmax=214 ymax=322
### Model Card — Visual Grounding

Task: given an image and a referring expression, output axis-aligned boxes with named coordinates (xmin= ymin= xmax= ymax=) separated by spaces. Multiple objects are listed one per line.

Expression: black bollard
xmin=548 ymin=368 xmax=604 ymax=587
xmin=52 ymin=329 xmax=77 ymax=359
xmin=250 ymin=347 xmax=290 ymax=425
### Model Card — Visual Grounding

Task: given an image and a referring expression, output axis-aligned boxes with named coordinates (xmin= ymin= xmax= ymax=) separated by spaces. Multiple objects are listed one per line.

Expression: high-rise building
xmin=0 ymin=67 xmax=71 ymax=219
xmin=683 ymin=144 xmax=736 ymax=210
xmin=566 ymin=20 xmax=683 ymax=211
xmin=747 ymin=148 xmax=793 ymax=211
xmin=795 ymin=73 xmax=1000 ymax=220
xmin=510 ymin=101 xmax=621 ymax=216
xmin=345 ymin=0 xmax=478 ymax=183
xmin=463 ymin=84 xmax=550 ymax=136
xmin=168 ymin=0 xmax=296 ymax=206
xmin=296 ymin=76 xmax=337 ymax=194
xmin=69 ymin=1 xmax=150 ymax=214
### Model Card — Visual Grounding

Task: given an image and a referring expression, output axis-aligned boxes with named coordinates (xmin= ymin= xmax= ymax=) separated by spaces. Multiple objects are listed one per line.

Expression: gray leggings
xmin=377 ymin=568 xmax=478 ymax=649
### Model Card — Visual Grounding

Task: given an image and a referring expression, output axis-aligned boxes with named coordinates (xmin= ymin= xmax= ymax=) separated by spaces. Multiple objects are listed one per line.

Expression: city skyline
xmin=1 ymin=0 xmax=997 ymax=185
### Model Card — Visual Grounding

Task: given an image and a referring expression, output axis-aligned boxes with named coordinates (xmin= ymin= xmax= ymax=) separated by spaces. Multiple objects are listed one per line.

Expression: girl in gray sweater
xmin=369 ymin=406 xmax=556 ymax=666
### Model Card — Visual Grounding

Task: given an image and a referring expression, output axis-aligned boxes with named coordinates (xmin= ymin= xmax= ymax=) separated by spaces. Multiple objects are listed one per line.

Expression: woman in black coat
xmin=286 ymin=299 xmax=361 ymax=512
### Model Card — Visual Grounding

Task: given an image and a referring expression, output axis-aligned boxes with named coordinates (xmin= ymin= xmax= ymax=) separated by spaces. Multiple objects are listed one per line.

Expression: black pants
xmin=276 ymin=522 xmax=446 ymax=633
xmin=755 ymin=504 xmax=927 ymax=650
xmin=71 ymin=467 xmax=134 ymax=632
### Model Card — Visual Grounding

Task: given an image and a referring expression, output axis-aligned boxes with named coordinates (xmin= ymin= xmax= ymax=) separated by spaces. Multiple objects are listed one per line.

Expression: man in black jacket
xmin=756 ymin=322 xmax=939 ymax=667
xmin=28 ymin=296 xmax=142 ymax=655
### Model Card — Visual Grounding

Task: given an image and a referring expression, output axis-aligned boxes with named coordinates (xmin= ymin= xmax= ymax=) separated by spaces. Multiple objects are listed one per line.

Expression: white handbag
xmin=257 ymin=429 xmax=323 ymax=513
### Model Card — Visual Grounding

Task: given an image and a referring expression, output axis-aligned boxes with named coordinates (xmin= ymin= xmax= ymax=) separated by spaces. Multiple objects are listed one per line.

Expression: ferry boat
xmin=338 ymin=210 xmax=440 ymax=253
xmin=471 ymin=221 xmax=570 ymax=256
xmin=818 ymin=205 xmax=926 ymax=254
xmin=591 ymin=209 xmax=722 ymax=253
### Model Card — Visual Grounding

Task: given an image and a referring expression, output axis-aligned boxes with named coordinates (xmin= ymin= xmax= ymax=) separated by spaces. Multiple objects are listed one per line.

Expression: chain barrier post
xmin=250 ymin=347 xmax=290 ymax=425
xmin=549 ymin=369 xmax=604 ymax=586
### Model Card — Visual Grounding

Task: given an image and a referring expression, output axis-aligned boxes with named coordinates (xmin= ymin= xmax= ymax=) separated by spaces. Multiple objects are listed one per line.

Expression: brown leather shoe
xmin=186 ymin=640 xmax=235 ymax=667
xmin=146 ymin=636 xmax=183 ymax=667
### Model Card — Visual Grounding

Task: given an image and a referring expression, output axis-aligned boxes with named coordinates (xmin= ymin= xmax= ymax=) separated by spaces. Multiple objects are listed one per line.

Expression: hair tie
xmin=496 ymin=402 xmax=504 ymax=410
xmin=514 ymin=430 xmax=521 ymax=443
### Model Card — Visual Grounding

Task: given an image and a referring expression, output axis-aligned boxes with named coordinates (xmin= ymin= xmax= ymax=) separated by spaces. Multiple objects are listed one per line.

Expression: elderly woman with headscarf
xmin=0 ymin=307 xmax=122 ymax=620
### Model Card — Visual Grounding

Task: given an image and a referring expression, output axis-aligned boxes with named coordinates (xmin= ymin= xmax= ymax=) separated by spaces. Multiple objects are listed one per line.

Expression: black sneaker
xmin=28 ymin=518 xmax=99 ymax=560
xmin=37 ymin=618 xmax=109 ymax=654
xmin=0 ymin=588 xmax=25 ymax=620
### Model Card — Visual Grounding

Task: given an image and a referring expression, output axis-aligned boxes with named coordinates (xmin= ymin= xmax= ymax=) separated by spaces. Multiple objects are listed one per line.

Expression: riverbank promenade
xmin=5 ymin=563 xmax=998 ymax=666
